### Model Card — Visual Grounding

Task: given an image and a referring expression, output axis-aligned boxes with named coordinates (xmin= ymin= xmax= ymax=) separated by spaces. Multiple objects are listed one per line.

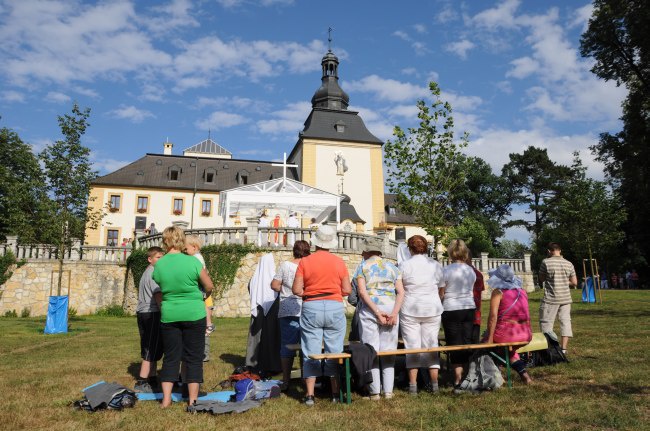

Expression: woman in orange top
xmin=292 ymin=225 xmax=351 ymax=406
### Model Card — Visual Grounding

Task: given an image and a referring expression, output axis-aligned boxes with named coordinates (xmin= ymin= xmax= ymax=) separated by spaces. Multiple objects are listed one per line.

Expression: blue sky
xmin=0 ymin=0 xmax=625 ymax=243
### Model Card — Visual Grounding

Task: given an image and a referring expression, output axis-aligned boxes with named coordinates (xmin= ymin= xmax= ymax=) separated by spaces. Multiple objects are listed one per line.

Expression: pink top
xmin=493 ymin=289 xmax=532 ymax=344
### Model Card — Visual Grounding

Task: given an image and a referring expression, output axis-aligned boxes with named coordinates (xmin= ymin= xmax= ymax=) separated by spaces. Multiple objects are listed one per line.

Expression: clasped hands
xmin=375 ymin=310 xmax=397 ymax=326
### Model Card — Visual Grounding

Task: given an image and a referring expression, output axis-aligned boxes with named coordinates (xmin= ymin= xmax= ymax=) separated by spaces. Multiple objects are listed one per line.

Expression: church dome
xmin=311 ymin=50 xmax=349 ymax=110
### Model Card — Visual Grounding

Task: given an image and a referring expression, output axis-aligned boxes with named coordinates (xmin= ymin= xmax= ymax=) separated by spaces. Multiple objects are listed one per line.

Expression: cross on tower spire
xmin=328 ymin=27 xmax=333 ymax=52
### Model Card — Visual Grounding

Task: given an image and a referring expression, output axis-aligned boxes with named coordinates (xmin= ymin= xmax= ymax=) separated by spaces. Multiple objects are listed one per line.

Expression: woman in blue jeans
xmin=292 ymin=225 xmax=351 ymax=406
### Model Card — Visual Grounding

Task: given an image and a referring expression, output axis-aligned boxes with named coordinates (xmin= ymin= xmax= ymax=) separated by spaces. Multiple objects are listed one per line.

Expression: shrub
xmin=0 ymin=251 xmax=17 ymax=286
xmin=3 ymin=309 xmax=17 ymax=318
xmin=20 ymin=307 xmax=30 ymax=318
xmin=126 ymin=248 xmax=150 ymax=288
xmin=95 ymin=305 xmax=129 ymax=317
xmin=68 ymin=307 xmax=78 ymax=318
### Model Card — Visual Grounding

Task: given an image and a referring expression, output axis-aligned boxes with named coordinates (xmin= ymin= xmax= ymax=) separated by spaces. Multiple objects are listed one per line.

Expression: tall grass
xmin=0 ymin=290 xmax=647 ymax=430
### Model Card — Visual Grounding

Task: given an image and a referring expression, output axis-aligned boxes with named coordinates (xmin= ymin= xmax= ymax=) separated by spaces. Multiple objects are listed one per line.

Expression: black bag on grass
xmin=528 ymin=333 xmax=568 ymax=366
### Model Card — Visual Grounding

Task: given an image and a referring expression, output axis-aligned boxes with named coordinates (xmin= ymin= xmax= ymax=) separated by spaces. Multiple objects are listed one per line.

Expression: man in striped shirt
xmin=538 ymin=242 xmax=578 ymax=355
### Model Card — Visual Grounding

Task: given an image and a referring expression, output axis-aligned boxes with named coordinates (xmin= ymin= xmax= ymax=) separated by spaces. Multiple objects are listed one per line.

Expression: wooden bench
xmin=309 ymin=341 xmax=529 ymax=405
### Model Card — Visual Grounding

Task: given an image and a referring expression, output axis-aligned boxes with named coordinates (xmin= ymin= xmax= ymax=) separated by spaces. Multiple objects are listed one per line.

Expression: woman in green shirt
xmin=153 ymin=226 xmax=214 ymax=408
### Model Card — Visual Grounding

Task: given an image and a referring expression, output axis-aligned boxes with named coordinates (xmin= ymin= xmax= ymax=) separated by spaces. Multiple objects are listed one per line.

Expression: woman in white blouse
xmin=271 ymin=240 xmax=311 ymax=391
xmin=399 ymin=235 xmax=445 ymax=395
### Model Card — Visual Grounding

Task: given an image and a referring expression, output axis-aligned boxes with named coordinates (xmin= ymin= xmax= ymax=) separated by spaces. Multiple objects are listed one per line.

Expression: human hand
xmin=375 ymin=311 xmax=388 ymax=325
xmin=386 ymin=313 xmax=398 ymax=326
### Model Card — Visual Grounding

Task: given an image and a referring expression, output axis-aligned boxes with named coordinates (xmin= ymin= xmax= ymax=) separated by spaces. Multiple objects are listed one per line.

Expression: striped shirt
xmin=539 ymin=256 xmax=575 ymax=304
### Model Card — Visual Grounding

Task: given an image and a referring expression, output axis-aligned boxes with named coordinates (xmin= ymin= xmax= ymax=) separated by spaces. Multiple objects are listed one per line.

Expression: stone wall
xmin=0 ymin=261 xmax=128 ymax=316
xmin=0 ymin=253 xmax=535 ymax=317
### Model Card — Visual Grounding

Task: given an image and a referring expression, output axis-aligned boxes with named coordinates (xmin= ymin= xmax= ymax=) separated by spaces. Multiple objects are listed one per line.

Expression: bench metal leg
xmin=504 ymin=347 xmax=512 ymax=389
xmin=345 ymin=357 xmax=351 ymax=405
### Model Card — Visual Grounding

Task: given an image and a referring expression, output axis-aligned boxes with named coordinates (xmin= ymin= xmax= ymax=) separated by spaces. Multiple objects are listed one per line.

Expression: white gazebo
xmin=218 ymin=177 xmax=341 ymax=226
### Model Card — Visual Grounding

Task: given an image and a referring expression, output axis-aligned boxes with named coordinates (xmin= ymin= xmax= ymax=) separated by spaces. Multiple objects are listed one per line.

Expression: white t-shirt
xmin=442 ymin=262 xmax=476 ymax=311
xmin=399 ymin=254 xmax=444 ymax=317
xmin=273 ymin=260 xmax=302 ymax=318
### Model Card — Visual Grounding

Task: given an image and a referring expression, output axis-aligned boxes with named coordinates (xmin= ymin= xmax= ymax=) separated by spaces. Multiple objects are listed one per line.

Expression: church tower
xmin=288 ymin=49 xmax=385 ymax=231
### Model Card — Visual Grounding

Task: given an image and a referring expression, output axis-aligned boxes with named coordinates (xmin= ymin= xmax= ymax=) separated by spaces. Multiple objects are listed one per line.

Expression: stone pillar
xmin=245 ymin=217 xmax=258 ymax=245
xmin=70 ymin=238 xmax=82 ymax=260
xmin=481 ymin=252 xmax=489 ymax=273
xmin=5 ymin=235 xmax=18 ymax=255
xmin=375 ymin=230 xmax=390 ymax=256
xmin=523 ymin=253 xmax=532 ymax=273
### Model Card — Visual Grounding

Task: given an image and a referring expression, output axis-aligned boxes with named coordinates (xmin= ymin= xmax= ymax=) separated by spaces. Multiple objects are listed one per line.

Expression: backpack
xmin=457 ymin=352 xmax=504 ymax=393
xmin=528 ymin=333 xmax=568 ymax=366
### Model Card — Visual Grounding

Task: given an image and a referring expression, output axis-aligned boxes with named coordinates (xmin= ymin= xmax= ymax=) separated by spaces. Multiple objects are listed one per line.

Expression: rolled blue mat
xmin=136 ymin=391 xmax=235 ymax=402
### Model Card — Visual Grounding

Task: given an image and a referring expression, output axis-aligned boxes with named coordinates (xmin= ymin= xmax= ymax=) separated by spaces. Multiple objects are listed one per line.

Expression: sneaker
xmin=279 ymin=381 xmax=289 ymax=392
xmin=206 ymin=324 xmax=215 ymax=335
xmin=383 ymin=392 xmax=394 ymax=400
xmin=369 ymin=394 xmax=381 ymax=401
xmin=408 ymin=384 xmax=418 ymax=396
xmin=134 ymin=381 xmax=154 ymax=393
xmin=331 ymin=397 xmax=340 ymax=404
xmin=452 ymin=384 xmax=465 ymax=395
xmin=303 ymin=395 xmax=315 ymax=406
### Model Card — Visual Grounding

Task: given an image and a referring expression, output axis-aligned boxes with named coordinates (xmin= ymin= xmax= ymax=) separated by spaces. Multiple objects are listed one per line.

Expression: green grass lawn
xmin=1 ymin=289 xmax=648 ymax=431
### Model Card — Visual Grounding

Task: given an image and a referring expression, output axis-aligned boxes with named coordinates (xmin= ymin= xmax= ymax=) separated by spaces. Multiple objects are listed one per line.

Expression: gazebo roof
xmin=218 ymin=177 xmax=341 ymax=225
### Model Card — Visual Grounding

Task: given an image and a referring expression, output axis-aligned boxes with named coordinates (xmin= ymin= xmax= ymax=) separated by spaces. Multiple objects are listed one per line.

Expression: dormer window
xmin=335 ymin=120 xmax=346 ymax=133
xmin=204 ymin=168 xmax=216 ymax=184
xmin=168 ymin=164 xmax=181 ymax=181
xmin=237 ymin=169 xmax=250 ymax=185
xmin=388 ymin=207 xmax=397 ymax=215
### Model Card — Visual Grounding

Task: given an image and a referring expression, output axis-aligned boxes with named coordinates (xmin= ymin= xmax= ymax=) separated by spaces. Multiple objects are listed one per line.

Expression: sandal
xmin=206 ymin=324 xmax=215 ymax=335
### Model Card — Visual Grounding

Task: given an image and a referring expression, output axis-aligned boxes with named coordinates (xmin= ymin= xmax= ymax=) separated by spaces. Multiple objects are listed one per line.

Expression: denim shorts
xmin=279 ymin=316 xmax=301 ymax=358
xmin=300 ymin=300 xmax=346 ymax=378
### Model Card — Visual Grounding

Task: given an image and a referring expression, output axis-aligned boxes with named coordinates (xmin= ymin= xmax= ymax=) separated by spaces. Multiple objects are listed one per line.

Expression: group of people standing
xmin=272 ymin=227 xmax=536 ymax=406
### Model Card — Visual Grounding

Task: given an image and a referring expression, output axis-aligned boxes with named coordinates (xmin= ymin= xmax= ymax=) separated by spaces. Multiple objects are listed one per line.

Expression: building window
xmin=237 ymin=170 xmax=249 ymax=185
xmin=169 ymin=165 xmax=181 ymax=181
xmin=173 ymin=198 xmax=183 ymax=215
xmin=388 ymin=207 xmax=397 ymax=215
xmin=107 ymin=229 xmax=119 ymax=246
xmin=109 ymin=194 xmax=121 ymax=212
xmin=201 ymin=199 xmax=212 ymax=216
xmin=137 ymin=196 xmax=149 ymax=213
xmin=204 ymin=168 xmax=216 ymax=184
xmin=335 ymin=121 xmax=346 ymax=133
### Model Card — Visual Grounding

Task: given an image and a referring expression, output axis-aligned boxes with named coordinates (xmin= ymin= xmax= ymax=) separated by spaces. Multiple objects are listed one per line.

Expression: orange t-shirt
xmin=296 ymin=250 xmax=349 ymax=302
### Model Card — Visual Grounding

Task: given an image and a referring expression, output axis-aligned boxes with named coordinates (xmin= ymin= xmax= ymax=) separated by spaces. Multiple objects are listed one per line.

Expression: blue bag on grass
xmin=45 ymin=295 xmax=69 ymax=334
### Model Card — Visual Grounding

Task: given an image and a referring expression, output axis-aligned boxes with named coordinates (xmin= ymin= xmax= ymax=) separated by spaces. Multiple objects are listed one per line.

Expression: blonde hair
xmin=447 ymin=239 xmax=469 ymax=262
xmin=162 ymin=226 xmax=186 ymax=252
xmin=185 ymin=235 xmax=203 ymax=250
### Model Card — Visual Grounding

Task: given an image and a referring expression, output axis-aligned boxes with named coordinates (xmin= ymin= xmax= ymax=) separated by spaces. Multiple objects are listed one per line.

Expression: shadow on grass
xmin=572 ymin=308 xmax=650 ymax=318
xmin=219 ymin=353 xmax=246 ymax=367
xmin=558 ymin=382 xmax=650 ymax=396
xmin=127 ymin=362 xmax=141 ymax=379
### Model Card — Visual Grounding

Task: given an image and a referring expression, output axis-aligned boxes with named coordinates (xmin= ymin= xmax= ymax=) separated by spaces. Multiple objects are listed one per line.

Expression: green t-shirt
xmin=152 ymin=253 xmax=205 ymax=323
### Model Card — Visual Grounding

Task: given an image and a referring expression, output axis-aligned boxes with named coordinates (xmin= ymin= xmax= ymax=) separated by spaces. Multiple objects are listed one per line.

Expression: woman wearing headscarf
xmin=484 ymin=264 xmax=533 ymax=384
xmin=292 ymin=225 xmax=351 ymax=406
xmin=153 ymin=226 xmax=215 ymax=408
xmin=356 ymin=237 xmax=404 ymax=400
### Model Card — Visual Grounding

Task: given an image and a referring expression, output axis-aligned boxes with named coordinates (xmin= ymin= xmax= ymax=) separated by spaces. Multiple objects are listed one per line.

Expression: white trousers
xmin=400 ymin=313 xmax=441 ymax=369
xmin=358 ymin=306 xmax=399 ymax=395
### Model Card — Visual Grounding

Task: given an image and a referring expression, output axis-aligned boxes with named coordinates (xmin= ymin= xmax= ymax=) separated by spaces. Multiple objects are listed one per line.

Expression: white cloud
xmin=401 ymin=67 xmax=418 ymax=76
xmin=413 ymin=24 xmax=427 ymax=34
xmin=256 ymin=101 xmax=311 ymax=135
xmin=436 ymin=5 xmax=459 ymax=23
xmin=30 ymin=138 xmax=53 ymax=153
xmin=392 ymin=29 xmax=430 ymax=55
xmin=393 ymin=30 xmax=410 ymax=41
xmin=44 ymin=91 xmax=71 ymax=104
xmin=71 ymin=86 xmax=99 ymax=98
xmin=388 ymin=104 xmax=419 ymax=119
xmin=346 ymin=75 xmax=427 ymax=103
xmin=108 ymin=105 xmax=156 ymax=123
xmin=91 ymin=154 xmax=131 ymax=174
xmin=216 ymin=0 xmax=244 ymax=8
xmin=142 ymin=0 xmax=199 ymax=35
xmin=440 ymin=91 xmax=483 ymax=111
xmin=506 ymin=56 xmax=540 ymax=79
xmin=469 ymin=127 xmax=605 ymax=179
xmin=570 ymin=3 xmax=593 ymax=31
xmin=195 ymin=111 xmax=248 ymax=130
xmin=1 ymin=90 xmax=25 ymax=103
xmin=445 ymin=39 xmax=475 ymax=60
xmin=472 ymin=0 xmax=521 ymax=30
xmin=238 ymin=149 xmax=273 ymax=156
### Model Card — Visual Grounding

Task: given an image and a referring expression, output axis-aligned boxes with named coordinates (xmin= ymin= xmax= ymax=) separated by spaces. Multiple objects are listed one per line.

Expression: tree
xmin=449 ymin=155 xmax=514 ymax=244
xmin=541 ymin=154 xmax=626 ymax=269
xmin=494 ymin=239 xmax=531 ymax=259
xmin=501 ymin=146 xmax=572 ymax=244
xmin=384 ymin=82 xmax=469 ymax=249
xmin=580 ymin=0 xmax=650 ymax=271
xmin=0 ymin=127 xmax=52 ymax=243
xmin=40 ymin=104 xmax=102 ymax=295
xmin=445 ymin=216 xmax=495 ymax=258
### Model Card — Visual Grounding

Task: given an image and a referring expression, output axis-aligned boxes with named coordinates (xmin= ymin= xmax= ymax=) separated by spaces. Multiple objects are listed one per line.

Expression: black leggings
xmin=159 ymin=318 xmax=206 ymax=383
xmin=442 ymin=308 xmax=475 ymax=364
